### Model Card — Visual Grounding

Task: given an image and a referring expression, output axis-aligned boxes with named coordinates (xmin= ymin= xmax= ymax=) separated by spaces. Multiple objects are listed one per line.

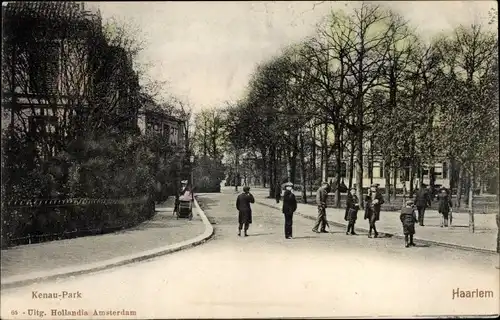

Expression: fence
xmin=1 ymin=196 xmax=155 ymax=248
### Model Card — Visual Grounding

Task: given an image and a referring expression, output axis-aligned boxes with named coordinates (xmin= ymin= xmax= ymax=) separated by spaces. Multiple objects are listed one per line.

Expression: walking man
xmin=312 ymin=181 xmax=330 ymax=233
xmin=364 ymin=184 xmax=384 ymax=238
xmin=236 ymin=186 xmax=255 ymax=236
xmin=414 ymin=184 xmax=431 ymax=226
xmin=282 ymin=182 xmax=297 ymax=239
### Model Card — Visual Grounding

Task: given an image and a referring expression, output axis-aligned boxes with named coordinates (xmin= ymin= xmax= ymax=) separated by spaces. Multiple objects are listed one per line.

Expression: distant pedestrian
xmin=312 ymin=182 xmax=330 ymax=233
xmin=275 ymin=183 xmax=282 ymax=203
xmin=364 ymin=184 xmax=384 ymax=238
xmin=400 ymin=200 xmax=418 ymax=247
xmin=236 ymin=186 xmax=255 ymax=237
xmin=437 ymin=187 xmax=453 ymax=227
xmin=414 ymin=184 xmax=432 ymax=226
xmin=344 ymin=187 xmax=360 ymax=235
xmin=282 ymin=182 xmax=297 ymax=239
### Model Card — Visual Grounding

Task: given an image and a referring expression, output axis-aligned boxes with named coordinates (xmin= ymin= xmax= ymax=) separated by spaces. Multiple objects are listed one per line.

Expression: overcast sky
xmin=94 ymin=1 xmax=497 ymax=112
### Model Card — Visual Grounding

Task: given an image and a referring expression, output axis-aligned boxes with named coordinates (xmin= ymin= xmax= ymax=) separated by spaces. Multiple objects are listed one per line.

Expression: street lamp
xmin=189 ymin=155 xmax=195 ymax=190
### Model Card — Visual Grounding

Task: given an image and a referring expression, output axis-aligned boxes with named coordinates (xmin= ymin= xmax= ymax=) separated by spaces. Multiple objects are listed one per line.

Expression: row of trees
xmin=1 ymin=4 xmax=189 ymax=247
xmin=193 ymin=4 xmax=498 ymax=213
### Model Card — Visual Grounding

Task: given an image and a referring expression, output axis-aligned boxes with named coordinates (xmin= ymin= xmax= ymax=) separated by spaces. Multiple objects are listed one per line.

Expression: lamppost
xmin=190 ymin=155 xmax=195 ymax=190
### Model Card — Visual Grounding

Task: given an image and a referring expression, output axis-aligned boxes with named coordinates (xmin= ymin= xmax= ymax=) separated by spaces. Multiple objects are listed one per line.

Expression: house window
xmin=28 ymin=42 xmax=60 ymax=95
xmin=373 ymin=161 xmax=384 ymax=179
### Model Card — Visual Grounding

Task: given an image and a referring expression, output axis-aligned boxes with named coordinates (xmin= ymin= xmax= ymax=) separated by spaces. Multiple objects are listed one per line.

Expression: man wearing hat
xmin=364 ymin=183 xmax=384 ymax=238
xmin=282 ymin=182 xmax=297 ymax=239
xmin=414 ymin=183 xmax=432 ymax=226
xmin=313 ymin=181 xmax=331 ymax=233
xmin=236 ymin=186 xmax=255 ymax=236
xmin=400 ymin=200 xmax=417 ymax=247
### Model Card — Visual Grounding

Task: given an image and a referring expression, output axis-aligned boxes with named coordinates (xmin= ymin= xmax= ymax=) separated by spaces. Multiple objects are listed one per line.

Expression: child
xmin=400 ymin=200 xmax=418 ymax=248
xmin=345 ymin=187 xmax=359 ymax=235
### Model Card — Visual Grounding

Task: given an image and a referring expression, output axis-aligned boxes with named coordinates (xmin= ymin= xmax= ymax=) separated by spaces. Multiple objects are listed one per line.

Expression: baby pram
xmin=175 ymin=191 xmax=193 ymax=220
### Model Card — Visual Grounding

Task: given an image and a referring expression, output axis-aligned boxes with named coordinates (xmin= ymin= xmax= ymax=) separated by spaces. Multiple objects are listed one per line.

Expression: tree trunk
xmin=468 ymin=165 xmax=475 ymax=233
xmin=384 ymin=160 xmax=391 ymax=203
xmin=464 ymin=174 xmax=471 ymax=206
xmin=348 ymin=136 xmax=355 ymax=190
xmin=335 ymin=127 xmax=342 ymax=208
xmin=496 ymin=211 xmax=500 ymax=253
xmin=457 ymin=166 xmax=463 ymax=208
xmin=322 ymin=122 xmax=328 ymax=181
xmin=311 ymin=125 xmax=317 ymax=184
xmin=299 ymin=132 xmax=307 ymax=203
xmin=369 ymin=136 xmax=374 ymax=186
xmin=235 ymin=149 xmax=239 ymax=193
xmin=290 ymin=148 xmax=297 ymax=185
xmin=393 ymin=166 xmax=398 ymax=201
xmin=268 ymin=147 xmax=275 ymax=198
xmin=261 ymin=148 xmax=267 ymax=188
xmin=409 ymin=162 xmax=416 ymax=197
xmin=355 ymin=130 xmax=364 ymax=208
xmin=429 ymin=167 xmax=436 ymax=189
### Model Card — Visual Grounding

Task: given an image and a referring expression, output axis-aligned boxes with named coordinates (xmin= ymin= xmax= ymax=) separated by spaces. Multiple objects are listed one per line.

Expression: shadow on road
xmin=246 ymin=233 xmax=274 ymax=237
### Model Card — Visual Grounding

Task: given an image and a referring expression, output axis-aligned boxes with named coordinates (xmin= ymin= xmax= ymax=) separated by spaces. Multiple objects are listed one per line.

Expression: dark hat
xmin=243 ymin=186 xmax=250 ymax=192
xmin=371 ymin=183 xmax=378 ymax=187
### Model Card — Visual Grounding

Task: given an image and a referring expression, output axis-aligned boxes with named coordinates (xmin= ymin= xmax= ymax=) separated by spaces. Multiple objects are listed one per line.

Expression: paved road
xmin=1 ymin=192 xmax=498 ymax=319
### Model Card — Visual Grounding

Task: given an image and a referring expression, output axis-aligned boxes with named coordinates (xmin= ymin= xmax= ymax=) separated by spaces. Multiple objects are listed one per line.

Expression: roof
xmin=3 ymin=1 xmax=99 ymax=21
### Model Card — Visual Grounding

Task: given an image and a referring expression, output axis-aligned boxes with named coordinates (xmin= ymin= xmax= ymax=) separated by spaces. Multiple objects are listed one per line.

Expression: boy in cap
xmin=400 ymin=200 xmax=417 ymax=247
xmin=364 ymin=183 xmax=384 ymax=238
xmin=345 ymin=187 xmax=360 ymax=235
xmin=282 ymin=182 xmax=297 ymax=239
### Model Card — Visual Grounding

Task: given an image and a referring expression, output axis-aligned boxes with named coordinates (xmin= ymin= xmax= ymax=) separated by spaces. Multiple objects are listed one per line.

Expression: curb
xmin=1 ymin=198 xmax=214 ymax=290
xmin=257 ymin=201 xmax=498 ymax=256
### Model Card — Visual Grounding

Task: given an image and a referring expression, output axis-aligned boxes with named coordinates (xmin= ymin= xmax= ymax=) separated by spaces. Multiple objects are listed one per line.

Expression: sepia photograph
xmin=1 ymin=1 xmax=499 ymax=318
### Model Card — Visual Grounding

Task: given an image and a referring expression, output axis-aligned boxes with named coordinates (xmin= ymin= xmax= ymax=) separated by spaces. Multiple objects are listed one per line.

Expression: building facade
xmin=2 ymin=1 xmax=103 ymax=160
xmin=137 ymin=107 xmax=186 ymax=150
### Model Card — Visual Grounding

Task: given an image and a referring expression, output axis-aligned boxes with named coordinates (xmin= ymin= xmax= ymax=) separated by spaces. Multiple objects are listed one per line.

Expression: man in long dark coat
xmin=414 ymin=184 xmax=432 ymax=226
xmin=282 ymin=182 xmax=297 ymax=239
xmin=236 ymin=186 xmax=255 ymax=237
xmin=364 ymin=184 xmax=384 ymax=238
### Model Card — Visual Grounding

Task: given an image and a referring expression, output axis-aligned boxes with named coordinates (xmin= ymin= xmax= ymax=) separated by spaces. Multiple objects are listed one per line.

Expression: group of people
xmin=235 ymin=180 xmax=455 ymax=248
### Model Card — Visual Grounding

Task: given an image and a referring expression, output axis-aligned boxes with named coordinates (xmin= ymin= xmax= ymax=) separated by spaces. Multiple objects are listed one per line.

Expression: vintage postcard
xmin=1 ymin=1 xmax=499 ymax=319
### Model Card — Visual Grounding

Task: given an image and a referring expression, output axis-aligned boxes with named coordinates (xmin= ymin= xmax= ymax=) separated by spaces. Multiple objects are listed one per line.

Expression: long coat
xmin=282 ymin=190 xmax=297 ymax=214
xmin=364 ymin=191 xmax=384 ymax=221
xmin=437 ymin=193 xmax=453 ymax=214
xmin=400 ymin=206 xmax=417 ymax=235
xmin=344 ymin=194 xmax=359 ymax=222
xmin=414 ymin=188 xmax=431 ymax=208
xmin=236 ymin=192 xmax=255 ymax=224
